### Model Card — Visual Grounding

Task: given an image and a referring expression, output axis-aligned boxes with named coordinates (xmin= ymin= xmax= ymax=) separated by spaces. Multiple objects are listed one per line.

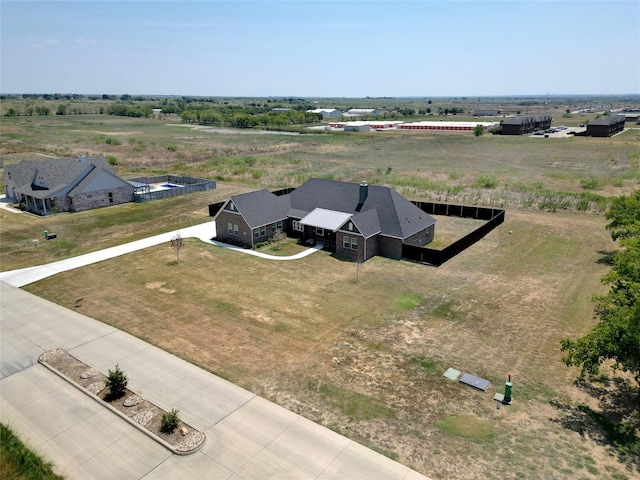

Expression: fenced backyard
xmin=129 ymin=175 xmax=216 ymax=202
xmin=404 ymin=202 xmax=505 ymax=266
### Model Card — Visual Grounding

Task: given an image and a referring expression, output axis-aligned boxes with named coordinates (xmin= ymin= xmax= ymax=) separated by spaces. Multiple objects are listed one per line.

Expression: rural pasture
xmin=1 ymin=109 xmax=639 ymax=479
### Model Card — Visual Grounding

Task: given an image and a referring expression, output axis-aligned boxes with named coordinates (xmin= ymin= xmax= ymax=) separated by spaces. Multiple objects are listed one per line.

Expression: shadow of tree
xmin=550 ymin=377 xmax=639 ymax=470
xmin=596 ymin=249 xmax=617 ymax=266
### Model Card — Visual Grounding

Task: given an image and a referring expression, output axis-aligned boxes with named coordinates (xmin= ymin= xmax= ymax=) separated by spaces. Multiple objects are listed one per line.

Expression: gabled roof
xmin=349 ymin=207 xmax=381 ymax=238
xmin=501 ymin=115 xmax=529 ymax=125
xmin=220 ymin=179 xmax=435 ymax=239
xmin=589 ymin=114 xmax=625 ymax=126
xmin=4 ymin=156 xmax=124 ymax=199
xmin=225 ymin=189 xmax=290 ymax=228
xmin=289 ymin=178 xmax=435 ymax=239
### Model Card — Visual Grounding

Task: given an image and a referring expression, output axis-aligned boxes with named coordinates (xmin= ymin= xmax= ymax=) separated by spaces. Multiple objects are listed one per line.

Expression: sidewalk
xmin=0 ymin=281 xmax=431 ymax=479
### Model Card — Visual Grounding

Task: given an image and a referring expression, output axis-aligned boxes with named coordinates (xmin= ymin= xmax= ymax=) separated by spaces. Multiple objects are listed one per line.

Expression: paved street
xmin=0 ymin=237 xmax=431 ymax=479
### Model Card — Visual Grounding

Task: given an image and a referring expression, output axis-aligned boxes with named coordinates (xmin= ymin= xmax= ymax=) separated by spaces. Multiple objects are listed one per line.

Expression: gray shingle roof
xmin=590 ymin=114 xmax=625 ymax=126
xmin=228 ymin=189 xmax=290 ymax=228
xmin=4 ymin=156 xmax=122 ymax=199
xmin=290 ymin=178 xmax=435 ymax=239
xmin=224 ymin=179 xmax=435 ymax=239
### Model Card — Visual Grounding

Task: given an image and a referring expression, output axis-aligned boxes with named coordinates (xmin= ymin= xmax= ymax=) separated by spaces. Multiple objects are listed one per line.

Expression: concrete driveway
xmin=0 ymin=241 xmax=431 ymax=480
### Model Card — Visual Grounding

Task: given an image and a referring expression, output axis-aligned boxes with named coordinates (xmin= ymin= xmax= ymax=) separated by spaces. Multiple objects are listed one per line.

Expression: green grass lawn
xmin=0 ymin=423 xmax=64 ymax=480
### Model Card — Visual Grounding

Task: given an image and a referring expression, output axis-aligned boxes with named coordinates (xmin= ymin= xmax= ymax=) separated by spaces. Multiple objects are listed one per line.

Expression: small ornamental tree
xmin=161 ymin=409 xmax=180 ymax=433
xmin=106 ymin=364 xmax=128 ymax=399
xmin=170 ymin=232 xmax=184 ymax=264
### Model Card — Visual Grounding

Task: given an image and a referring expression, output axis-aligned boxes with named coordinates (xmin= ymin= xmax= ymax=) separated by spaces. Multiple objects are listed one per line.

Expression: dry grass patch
xmin=24 ymin=208 xmax=637 ymax=479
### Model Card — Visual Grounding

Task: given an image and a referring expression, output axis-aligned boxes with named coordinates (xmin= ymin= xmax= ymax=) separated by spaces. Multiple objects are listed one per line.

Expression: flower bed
xmin=38 ymin=349 xmax=205 ymax=454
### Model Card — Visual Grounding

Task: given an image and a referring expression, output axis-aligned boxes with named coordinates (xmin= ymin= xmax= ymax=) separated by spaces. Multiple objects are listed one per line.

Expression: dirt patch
xmin=38 ymin=349 xmax=204 ymax=453
xmin=145 ymin=282 xmax=176 ymax=294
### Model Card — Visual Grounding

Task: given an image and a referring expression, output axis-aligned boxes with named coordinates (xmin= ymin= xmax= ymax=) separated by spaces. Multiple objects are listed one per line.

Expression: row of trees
xmin=180 ymin=107 xmax=322 ymax=128
xmin=107 ymin=104 xmax=154 ymax=118
xmin=561 ymin=190 xmax=640 ymax=391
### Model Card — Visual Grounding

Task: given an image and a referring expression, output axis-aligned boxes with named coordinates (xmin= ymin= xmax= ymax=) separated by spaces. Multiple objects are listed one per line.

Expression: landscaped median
xmin=38 ymin=349 xmax=206 ymax=454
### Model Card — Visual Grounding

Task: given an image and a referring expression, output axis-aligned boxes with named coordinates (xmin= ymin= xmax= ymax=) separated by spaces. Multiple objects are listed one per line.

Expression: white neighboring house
xmin=2 ymin=155 xmax=134 ymax=215
xmin=306 ymin=108 xmax=343 ymax=118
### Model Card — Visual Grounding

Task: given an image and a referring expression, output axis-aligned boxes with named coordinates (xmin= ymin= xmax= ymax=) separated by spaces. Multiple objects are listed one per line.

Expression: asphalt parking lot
xmin=529 ymin=126 xmax=587 ymax=138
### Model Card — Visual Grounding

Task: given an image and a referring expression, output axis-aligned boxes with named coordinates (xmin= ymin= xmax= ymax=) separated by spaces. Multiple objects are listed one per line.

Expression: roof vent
xmin=77 ymin=154 xmax=87 ymax=162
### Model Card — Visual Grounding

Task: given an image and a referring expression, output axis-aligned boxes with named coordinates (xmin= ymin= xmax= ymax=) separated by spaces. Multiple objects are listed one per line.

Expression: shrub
xmin=105 ymin=137 xmax=121 ymax=145
xmin=107 ymin=155 xmax=118 ymax=166
xmin=106 ymin=364 xmax=128 ymax=399
xmin=167 ymin=144 xmax=178 ymax=152
xmin=474 ymin=174 xmax=499 ymax=189
xmin=580 ymin=177 xmax=602 ymax=190
xmin=160 ymin=409 xmax=180 ymax=433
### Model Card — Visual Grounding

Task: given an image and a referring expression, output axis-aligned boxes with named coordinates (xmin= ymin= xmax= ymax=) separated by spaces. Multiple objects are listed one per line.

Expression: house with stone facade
xmin=2 ymin=155 xmax=134 ymax=215
xmin=213 ymin=178 xmax=436 ymax=262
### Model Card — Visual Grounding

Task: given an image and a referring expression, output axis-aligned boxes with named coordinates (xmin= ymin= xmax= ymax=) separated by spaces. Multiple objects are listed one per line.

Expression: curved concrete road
xmin=0 ymin=220 xmax=432 ymax=479
xmin=0 ymin=221 xmax=324 ymax=288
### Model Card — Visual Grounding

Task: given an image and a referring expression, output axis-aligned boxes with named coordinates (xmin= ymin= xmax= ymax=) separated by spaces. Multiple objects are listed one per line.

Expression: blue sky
xmin=2 ymin=1 xmax=639 ymax=97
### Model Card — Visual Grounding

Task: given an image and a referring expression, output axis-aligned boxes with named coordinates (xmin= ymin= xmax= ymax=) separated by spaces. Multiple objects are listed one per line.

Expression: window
xmin=348 ymin=222 xmax=353 ymax=231
xmin=351 ymin=237 xmax=358 ymax=250
xmin=254 ymin=228 xmax=260 ymax=238
xmin=260 ymin=226 xmax=266 ymax=237
xmin=228 ymin=223 xmax=233 ymax=235
xmin=233 ymin=224 xmax=239 ymax=236
xmin=292 ymin=220 xmax=303 ymax=232
xmin=343 ymin=236 xmax=351 ymax=249
xmin=316 ymin=228 xmax=324 ymax=236
xmin=272 ymin=220 xmax=283 ymax=232
xmin=108 ymin=192 xmax=114 ymax=204
xmin=227 ymin=201 xmax=238 ymax=212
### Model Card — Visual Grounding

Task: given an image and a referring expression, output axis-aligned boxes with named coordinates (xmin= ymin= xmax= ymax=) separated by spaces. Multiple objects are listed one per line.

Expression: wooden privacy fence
xmin=403 ymin=202 xmax=505 ymax=266
xmin=130 ymin=175 xmax=216 ymax=202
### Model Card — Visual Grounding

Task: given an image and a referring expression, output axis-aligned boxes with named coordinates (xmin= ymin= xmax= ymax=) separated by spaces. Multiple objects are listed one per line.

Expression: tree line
xmin=561 ymin=190 xmax=640 ymax=392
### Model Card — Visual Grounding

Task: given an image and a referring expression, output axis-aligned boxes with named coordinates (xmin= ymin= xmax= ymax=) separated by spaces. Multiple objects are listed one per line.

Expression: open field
xmin=1 ymin=110 xmax=639 ymax=479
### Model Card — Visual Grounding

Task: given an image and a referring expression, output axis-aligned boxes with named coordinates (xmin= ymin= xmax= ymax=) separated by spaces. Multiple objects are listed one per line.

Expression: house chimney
xmin=359 ymin=181 xmax=368 ymax=204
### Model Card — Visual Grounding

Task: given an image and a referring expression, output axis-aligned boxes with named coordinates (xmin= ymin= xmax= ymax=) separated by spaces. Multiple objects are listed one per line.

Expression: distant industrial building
xmin=586 ymin=114 xmax=626 ymax=137
xmin=398 ymin=121 xmax=500 ymax=132
xmin=327 ymin=120 xmax=403 ymax=130
xmin=343 ymin=121 xmax=371 ymax=132
xmin=345 ymin=108 xmax=379 ymax=117
xmin=307 ymin=108 xmax=343 ymax=118
xmin=499 ymin=115 xmax=552 ymax=135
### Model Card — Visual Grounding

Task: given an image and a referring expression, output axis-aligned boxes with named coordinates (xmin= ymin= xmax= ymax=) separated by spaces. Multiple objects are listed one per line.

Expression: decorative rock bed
xmin=38 ymin=348 xmax=206 ymax=454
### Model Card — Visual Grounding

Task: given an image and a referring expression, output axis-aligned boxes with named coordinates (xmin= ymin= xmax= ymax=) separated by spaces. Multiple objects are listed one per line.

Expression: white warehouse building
xmin=307 ymin=108 xmax=343 ymax=118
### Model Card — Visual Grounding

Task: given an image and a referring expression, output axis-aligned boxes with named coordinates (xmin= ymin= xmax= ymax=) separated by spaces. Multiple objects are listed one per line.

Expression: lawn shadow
xmin=596 ymin=249 xmax=617 ymax=266
xmin=550 ymin=377 xmax=639 ymax=470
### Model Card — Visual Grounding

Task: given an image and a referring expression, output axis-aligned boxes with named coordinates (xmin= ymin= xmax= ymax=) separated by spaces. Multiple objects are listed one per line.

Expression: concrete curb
xmin=37 ymin=354 xmax=207 ymax=456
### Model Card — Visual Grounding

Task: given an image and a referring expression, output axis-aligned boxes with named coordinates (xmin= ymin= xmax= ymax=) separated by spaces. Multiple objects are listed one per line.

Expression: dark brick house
xmin=3 ymin=155 xmax=134 ymax=215
xmin=214 ymin=178 xmax=436 ymax=262
xmin=500 ymin=114 xmax=552 ymax=135
xmin=586 ymin=114 xmax=626 ymax=137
